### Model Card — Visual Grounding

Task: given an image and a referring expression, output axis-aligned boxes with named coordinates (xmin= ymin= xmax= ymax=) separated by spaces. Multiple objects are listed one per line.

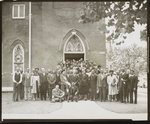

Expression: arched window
xmin=63 ymin=30 xmax=86 ymax=61
xmin=65 ymin=35 xmax=84 ymax=52
xmin=12 ymin=44 xmax=24 ymax=73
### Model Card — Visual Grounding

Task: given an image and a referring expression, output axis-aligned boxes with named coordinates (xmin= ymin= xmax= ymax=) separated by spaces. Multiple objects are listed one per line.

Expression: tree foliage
xmin=106 ymin=44 xmax=147 ymax=74
xmin=79 ymin=1 xmax=147 ymax=42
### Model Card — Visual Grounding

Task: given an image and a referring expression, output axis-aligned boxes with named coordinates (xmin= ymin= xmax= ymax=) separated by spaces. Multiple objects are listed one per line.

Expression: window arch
xmin=12 ymin=44 xmax=24 ymax=73
xmin=63 ymin=30 xmax=86 ymax=61
xmin=65 ymin=35 xmax=84 ymax=53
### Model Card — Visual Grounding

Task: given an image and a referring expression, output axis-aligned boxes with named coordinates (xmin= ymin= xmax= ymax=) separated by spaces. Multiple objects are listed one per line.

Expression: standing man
xmin=20 ymin=69 xmax=25 ymax=100
xmin=47 ymin=70 xmax=56 ymax=101
xmin=12 ymin=67 xmax=22 ymax=101
xmin=39 ymin=68 xmax=48 ymax=100
xmin=79 ymin=70 xmax=89 ymax=100
xmin=89 ymin=69 xmax=97 ymax=101
xmin=56 ymin=69 xmax=61 ymax=87
xmin=120 ymin=69 xmax=129 ymax=103
xmin=35 ymin=68 xmax=40 ymax=98
xmin=97 ymin=69 xmax=107 ymax=101
xmin=24 ymin=68 xmax=31 ymax=101
xmin=128 ymin=70 xmax=138 ymax=104
xmin=60 ymin=70 xmax=71 ymax=92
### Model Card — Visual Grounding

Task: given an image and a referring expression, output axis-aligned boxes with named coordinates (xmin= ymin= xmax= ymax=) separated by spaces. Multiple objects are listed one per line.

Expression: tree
xmin=106 ymin=43 xmax=147 ymax=74
xmin=79 ymin=1 xmax=147 ymax=44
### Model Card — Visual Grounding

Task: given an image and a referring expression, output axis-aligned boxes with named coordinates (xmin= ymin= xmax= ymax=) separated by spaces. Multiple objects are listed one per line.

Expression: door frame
xmin=63 ymin=32 xmax=86 ymax=62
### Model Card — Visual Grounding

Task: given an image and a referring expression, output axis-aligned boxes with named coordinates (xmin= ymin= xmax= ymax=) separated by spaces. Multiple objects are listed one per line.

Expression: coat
xmin=120 ymin=73 xmax=129 ymax=88
xmin=128 ymin=74 xmax=138 ymax=91
xmin=89 ymin=73 xmax=97 ymax=90
xmin=79 ymin=73 xmax=89 ymax=94
xmin=60 ymin=74 xmax=70 ymax=86
xmin=47 ymin=73 xmax=56 ymax=85
xmin=107 ymin=74 xmax=118 ymax=95
xmin=31 ymin=75 xmax=40 ymax=94
xmin=24 ymin=72 xmax=31 ymax=87
xmin=39 ymin=73 xmax=48 ymax=91
xmin=97 ymin=73 xmax=107 ymax=88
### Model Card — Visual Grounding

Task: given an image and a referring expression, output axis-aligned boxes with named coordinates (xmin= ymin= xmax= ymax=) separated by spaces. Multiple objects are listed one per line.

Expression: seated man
xmin=52 ymin=85 xmax=65 ymax=102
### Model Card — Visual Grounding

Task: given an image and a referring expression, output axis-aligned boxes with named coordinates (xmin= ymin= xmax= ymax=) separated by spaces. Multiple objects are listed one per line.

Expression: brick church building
xmin=2 ymin=2 xmax=106 ymax=87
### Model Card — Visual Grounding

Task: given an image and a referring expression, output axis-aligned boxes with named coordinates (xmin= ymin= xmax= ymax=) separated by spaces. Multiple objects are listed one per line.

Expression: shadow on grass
xmin=2 ymin=93 xmax=63 ymax=114
xmin=95 ymin=93 xmax=147 ymax=114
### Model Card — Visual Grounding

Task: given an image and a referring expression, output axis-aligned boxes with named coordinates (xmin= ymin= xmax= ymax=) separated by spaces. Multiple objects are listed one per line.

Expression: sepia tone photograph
xmin=1 ymin=0 xmax=148 ymax=121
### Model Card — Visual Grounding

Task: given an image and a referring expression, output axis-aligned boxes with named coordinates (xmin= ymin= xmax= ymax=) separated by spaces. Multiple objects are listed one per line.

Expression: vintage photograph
xmin=1 ymin=1 xmax=148 ymax=121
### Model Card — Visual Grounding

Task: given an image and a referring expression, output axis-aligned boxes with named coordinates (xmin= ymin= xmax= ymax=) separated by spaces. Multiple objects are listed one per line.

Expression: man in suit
xmin=89 ymin=69 xmax=97 ymax=101
xmin=35 ymin=68 xmax=40 ymax=98
xmin=128 ymin=70 xmax=138 ymax=104
xmin=20 ymin=69 xmax=25 ymax=100
xmin=97 ymin=69 xmax=108 ymax=102
xmin=79 ymin=69 xmax=89 ymax=100
xmin=39 ymin=68 xmax=48 ymax=100
xmin=12 ymin=67 xmax=22 ymax=101
xmin=47 ymin=70 xmax=56 ymax=101
xmin=55 ymin=69 xmax=61 ymax=87
xmin=120 ymin=69 xmax=129 ymax=103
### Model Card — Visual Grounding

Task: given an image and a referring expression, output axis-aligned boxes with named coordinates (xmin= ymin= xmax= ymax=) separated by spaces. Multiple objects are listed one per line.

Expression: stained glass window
xmin=13 ymin=44 xmax=24 ymax=73
xmin=65 ymin=35 xmax=83 ymax=52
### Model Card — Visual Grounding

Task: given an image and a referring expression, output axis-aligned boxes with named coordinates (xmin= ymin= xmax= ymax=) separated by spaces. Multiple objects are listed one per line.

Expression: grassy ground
xmin=2 ymin=88 xmax=147 ymax=114
xmin=2 ymin=93 xmax=62 ymax=114
xmin=96 ymin=88 xmax=147 ymax=114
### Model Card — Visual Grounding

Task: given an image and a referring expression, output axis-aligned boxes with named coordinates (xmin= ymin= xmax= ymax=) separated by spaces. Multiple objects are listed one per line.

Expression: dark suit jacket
xmin=120 ymin=73 xmax=129 ymax=87
xmin=39 ymin=73 xmax=48 ymax=88
xmin=128 ymin=75 xmax=138 ymax=91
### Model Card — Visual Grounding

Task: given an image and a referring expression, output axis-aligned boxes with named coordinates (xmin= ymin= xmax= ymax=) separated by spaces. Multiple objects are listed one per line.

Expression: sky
xmin=105 ymin=21 xmax=147 ymax=50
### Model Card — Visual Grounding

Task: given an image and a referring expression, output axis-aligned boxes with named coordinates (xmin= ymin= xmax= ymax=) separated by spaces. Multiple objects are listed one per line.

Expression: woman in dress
xmin=31 ymin=69 xmax=40 ymax=100
xmin=107 ymin=70 xmax=118 ymax=102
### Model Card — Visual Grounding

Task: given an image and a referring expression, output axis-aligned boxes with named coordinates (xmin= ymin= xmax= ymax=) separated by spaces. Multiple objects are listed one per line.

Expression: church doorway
xmin=63 ymin=31 xmax=85 ymax=62
xmin=64 ymin=53 xmax=84 ymax=61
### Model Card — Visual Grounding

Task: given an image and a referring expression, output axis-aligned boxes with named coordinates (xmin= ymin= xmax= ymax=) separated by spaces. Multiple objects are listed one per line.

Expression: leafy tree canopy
xmin=79 ymin=0 xmax=147 ymax=43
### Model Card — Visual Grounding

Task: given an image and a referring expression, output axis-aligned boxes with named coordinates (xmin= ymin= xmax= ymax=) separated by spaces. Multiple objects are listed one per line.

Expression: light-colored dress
xmin=107 ymin=74 xmax=118 ymax=95
xmin=31 ymin=75 xmax=40 ymax=94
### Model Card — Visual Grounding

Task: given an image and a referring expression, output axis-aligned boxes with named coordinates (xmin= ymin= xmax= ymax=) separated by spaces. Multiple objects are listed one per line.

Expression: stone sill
xmin=2 ymin=87 xmax=13 ymax=92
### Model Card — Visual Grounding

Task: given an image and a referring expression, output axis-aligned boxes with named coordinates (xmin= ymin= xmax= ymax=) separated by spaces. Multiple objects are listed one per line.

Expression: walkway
xmin=2 ymin=100 xmax=147 ymax=120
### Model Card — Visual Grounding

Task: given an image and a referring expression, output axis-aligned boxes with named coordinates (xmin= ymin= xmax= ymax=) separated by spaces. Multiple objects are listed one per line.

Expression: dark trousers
xmin=36 ymin=81 xmax=40 ymax=98
xmin=122 ymin=84 xmax=128 ymax=102
xmin=48 ymin=84 xmax=55 ymax=100
xmin=90 ymin=86 xmax=96 ymax=100
xmin=40 ymin=85 xmax=47 ymax=100
xmin=13 ymin=83 xmax=20 ymax=101
xmin=99 ymin=87 xmax=107 ymax=101
xmin=118 ymin=87 xmax=123 ymax=102
xmin=99 ymin=87 xmax=103 ymax=101
xmin=61 ymin=84 xmax=66 ymax=92
xmin=20 ymin=83 xmax=24 ymax=100
xmin=129 ymin=88 xmax=137 ymax=104
xmin=129 ymin=89 xmax=133 ymax=103
xmin=134 ymin=89 xmax=137 ymax=104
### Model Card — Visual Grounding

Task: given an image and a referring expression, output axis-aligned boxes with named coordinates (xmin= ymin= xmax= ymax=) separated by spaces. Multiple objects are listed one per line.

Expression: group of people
xmin=13 ymin=58 xmax=138 ymax=104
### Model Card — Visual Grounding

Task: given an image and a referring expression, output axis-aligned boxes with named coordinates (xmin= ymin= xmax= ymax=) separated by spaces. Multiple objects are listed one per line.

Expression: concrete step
xmin=2 ymin=87 xmax=13 ymax=92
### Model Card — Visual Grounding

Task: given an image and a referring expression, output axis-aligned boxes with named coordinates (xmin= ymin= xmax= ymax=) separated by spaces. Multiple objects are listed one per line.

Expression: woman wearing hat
xmin=30 ymin=69 xmax=40 ymax=101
